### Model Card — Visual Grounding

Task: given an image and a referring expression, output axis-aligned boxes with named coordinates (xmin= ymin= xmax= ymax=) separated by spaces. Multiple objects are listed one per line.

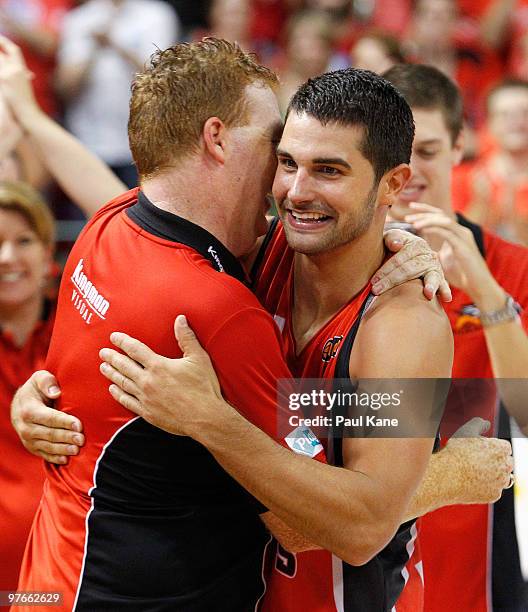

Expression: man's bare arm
xmin=406 ymin=203 xmax=528 ymax=435
xmin=93 ymin=290 xmax=452 ymax=565
xmin=11 ymin=377 xmax=512 ymax=553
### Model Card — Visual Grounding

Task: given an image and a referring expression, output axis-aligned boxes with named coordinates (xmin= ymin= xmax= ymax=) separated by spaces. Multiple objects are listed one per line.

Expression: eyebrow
xmin=276 ymin=149 xmax=351 ymax=169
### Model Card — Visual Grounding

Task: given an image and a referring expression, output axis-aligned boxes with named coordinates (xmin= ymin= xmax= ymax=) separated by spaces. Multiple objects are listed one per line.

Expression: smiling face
xmin=0 ymin=208 xmax=51 ymax=309
xmin=393 ymin=107 xmax=462 ymax=218
xmin=272 ymin=112 xmax=381 ymax=255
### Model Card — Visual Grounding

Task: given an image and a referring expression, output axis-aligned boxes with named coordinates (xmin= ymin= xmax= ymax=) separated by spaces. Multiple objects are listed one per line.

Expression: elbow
xmin=336 ymin=519 xmax=399 ymax=567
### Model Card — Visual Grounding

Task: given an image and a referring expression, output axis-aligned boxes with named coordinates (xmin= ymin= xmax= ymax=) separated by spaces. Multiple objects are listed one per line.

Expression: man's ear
xmin=202 ymin=117 xmax=227 ymax=164
xmin=452 ymin=128 xmax=464 ymax=167
xmin=379 ymin=163 xmax=412 ymax=207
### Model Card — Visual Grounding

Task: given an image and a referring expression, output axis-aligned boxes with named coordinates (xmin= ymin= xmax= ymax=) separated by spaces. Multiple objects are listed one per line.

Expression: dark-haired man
xmin=384 ymin=63 xmax=528 ymax=612
xmin=79 ymin=68 xmax=510 ymax=612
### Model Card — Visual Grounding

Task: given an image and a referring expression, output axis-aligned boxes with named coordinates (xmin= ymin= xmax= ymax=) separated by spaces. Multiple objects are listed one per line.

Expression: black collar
xmin=126 ymin=191 xmax=248 ymax=284
xmin=456 ymin=213 xmax=486 ymax=257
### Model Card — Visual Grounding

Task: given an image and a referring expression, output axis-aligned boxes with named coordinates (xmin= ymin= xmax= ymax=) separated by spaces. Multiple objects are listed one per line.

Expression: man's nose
xmin=287 ymin=169 xmax=315 ymax=206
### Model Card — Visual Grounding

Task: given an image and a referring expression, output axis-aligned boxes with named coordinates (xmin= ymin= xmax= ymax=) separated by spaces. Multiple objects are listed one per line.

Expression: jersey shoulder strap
xmin=334 ymin=292 xmax=376 ymax=379
xmin=250 ymin=216 xmax=280 ymax=285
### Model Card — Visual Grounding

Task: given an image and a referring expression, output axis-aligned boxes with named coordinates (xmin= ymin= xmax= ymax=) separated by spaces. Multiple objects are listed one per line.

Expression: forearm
xmin=6 ymin=24 xmax=56 ymax=57
xmin=194 ymin=402 xmax=402 ymax=565
xmin=261 ymin=512 xmax=320 ymax=553
xmin=485 ymin=325 xmax=528 ymax=434
xmin=17 ymin=108 xmax=126 ymax=216
xmin=15 ymin=137 xmax=49 ymax=188
xmin=472 ymin=281 xmax=528 ymax=434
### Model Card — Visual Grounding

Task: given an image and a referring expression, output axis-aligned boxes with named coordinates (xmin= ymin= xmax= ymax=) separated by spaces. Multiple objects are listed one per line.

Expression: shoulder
xmin=176 ymin=254 xmax=275 ymax=341
xmin=366 ymin=280 xmax=449 ymax=332
xmin=351 ymin=280 xmax=453 ymax=378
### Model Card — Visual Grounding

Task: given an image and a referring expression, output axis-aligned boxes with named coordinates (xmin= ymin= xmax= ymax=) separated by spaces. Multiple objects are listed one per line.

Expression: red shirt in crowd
xmin=420 ymin=216 xmax=528 ymax=612
xmin=0 ymin=306 xmax=54 ymax=592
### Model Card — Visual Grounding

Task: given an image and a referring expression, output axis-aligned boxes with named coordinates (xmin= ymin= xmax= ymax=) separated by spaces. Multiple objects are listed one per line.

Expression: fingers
xmin=421 ymin=270 xmax=452 ymax=302
xmin=372 ymin=251 xmax=438 ymax=294
xmin=22 ymin=403 xmax=82 ymax=432
xmin=438 ymin=278 xmax=452 ymax=303
xmin=406 ymin=213 xmax=473 ymax=245
xmin=38 ymin=451 xmax=68 ymax=466
xmin=173 ymin=315 xmax=205 ymax=358
xmin=453 ymin=417 xmax=491 ymax=438
xmin=32 ymin=369 xmax=61 ymax=399
xmin=109 ymin=332 xmax=155 ymax=368
xmin=422 ymin=270 xmax=441 ymax=300
xmin=108 ymin=384 xmax=143 ymax=415
xmin=382 ymin=229 xmax=408 ymax=253
xmin=28 ymin=423 xmax=84 ymax=447
xmin=0 ymin=34 xmax=23 ymax=61
xmin=99 ymin=359 xmax=142 ymax=399
xmin=100 ymin=347 xmax=144 ymax=385
xmin=32 ymin=439 xmax=80 ymax=457
xmin=408 ymin=202 xmax=442 ymax=214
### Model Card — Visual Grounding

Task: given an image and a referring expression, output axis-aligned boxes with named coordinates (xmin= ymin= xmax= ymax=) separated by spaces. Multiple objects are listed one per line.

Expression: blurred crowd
xmin=0 ymin=0 xmax=527 ymax=609
xmin=2 ymin=0 xmax=528 ymax=246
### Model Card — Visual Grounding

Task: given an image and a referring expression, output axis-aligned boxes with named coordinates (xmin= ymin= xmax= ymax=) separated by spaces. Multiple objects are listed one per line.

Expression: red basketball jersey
xmin=253 ymin=220 xmax=423 ymax=612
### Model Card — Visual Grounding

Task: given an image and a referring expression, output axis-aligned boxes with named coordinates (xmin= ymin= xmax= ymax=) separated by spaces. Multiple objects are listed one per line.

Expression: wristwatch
xmin=479 ymin=294 xmax=522 ymax=327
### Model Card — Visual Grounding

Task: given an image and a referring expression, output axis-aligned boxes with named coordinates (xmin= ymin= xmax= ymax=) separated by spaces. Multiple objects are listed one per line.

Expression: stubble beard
xmin=282 ymin=185 xmax=378 ymax=255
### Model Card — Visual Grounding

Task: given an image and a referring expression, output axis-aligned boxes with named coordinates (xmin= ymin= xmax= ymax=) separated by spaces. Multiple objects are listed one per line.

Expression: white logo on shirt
xmin=70 ymin=259 xmax=110 ymax=325
xmin=207 ymin=246 xmax=224 ymax=272
xmin=285 ymin=426 xmax=324 ymax=458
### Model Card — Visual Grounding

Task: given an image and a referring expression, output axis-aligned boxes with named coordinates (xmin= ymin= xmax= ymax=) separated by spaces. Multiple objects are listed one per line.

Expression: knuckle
xmin=149 ymin=360 xmax=162 ymax=377
xmin=19 ymin=404 xmax=33 ymax=422
xmin=119 ymin=374 xmax=128 ymax=392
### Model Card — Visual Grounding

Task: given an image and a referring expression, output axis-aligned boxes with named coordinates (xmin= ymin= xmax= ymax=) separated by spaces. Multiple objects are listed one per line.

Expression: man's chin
xmin=282 ymin=228 xmax=330 ymax=255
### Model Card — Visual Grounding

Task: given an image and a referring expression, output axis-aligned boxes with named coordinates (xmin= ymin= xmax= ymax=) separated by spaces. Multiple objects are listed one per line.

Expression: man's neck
xmin=141 ymin=169 xmax=239 ymax=256
xmin=291 ymin=217 xmax=385 ymax=353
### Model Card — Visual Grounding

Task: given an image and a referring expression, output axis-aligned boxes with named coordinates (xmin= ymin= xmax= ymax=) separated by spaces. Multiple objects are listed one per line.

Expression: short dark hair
xmin=383 ymin=63 xmax=463 ymax=143
xmin=486 ymin=78 xmax=528 ymax=113
xmin=287 ymin=68 xmax=414 ymax=181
